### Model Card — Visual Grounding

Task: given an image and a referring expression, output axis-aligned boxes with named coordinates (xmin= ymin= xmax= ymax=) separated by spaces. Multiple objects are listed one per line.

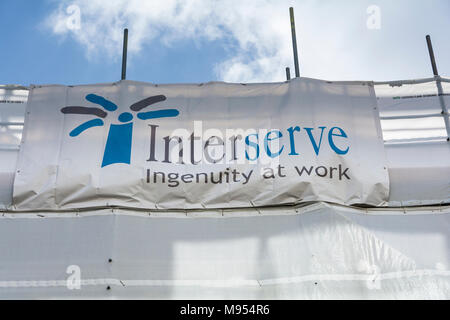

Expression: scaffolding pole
xmin=426 ymin=35 xmax=450 ymax=141
xmin=121 ymin=28 xmax=129 ymax=80
xmin=289 ymin=7 xmax=300 ymax=78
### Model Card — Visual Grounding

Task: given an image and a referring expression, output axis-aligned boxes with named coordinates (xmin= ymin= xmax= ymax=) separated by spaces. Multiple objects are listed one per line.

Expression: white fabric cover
xmin=0 ymin=203 xmax=448 ymax=299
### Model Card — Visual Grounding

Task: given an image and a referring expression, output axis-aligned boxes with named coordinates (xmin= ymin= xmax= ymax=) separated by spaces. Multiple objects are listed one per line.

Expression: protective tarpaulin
xmin=376 ymin=79 xmax=450 ymax=143
xmin=12 ymin=78 xmax=389 ymax=210
xmin=0 ymin=204 xmax=448 ymax=299
xmin=375 ymin=78 xmax=450 ymax=206
xmin=0 ymin=87 xmax=27 ymax=209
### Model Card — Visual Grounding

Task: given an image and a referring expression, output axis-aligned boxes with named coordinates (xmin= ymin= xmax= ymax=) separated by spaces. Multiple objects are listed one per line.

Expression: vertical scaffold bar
xmin=286 ymin=67 xmax=291 ymax=81
xmin=426 ymin=35 xmax=450 ymax=141
xmin=121 ymin=28 xmax=129 ymax=80
xmin=289 ymin=7 xmax=300 ymax=78
xmin=426 ymin=35 xmax=438 ymax=76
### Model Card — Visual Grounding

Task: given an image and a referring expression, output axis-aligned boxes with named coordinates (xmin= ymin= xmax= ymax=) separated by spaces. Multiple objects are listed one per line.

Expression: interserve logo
xmin=61 ymin=94 xmax=179 ymax=167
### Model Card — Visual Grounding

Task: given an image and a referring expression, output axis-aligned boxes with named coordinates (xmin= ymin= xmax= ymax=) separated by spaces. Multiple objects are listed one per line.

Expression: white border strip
xmin=1 ymin=269 xmax=449 ymax=289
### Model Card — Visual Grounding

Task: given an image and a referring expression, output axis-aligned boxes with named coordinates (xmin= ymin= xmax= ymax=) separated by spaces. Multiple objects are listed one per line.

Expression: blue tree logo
xmin=61 ymin=94 xmax=179 ymax=167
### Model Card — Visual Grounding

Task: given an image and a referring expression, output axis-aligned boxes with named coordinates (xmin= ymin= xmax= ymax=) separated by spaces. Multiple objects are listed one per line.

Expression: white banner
xmin=13 ymin=78 xmax=389 ymax=210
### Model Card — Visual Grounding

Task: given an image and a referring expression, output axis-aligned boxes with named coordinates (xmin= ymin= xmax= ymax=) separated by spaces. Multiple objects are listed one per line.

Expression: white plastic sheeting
xmin=374 ymin=77 xmax=450 ymax=206
xmin=376 ymin=78 xmax=450 ymax=143
xmin=0 ymin=87 xmax=27 ymax=209
xmin=385 ymin=142 xmax=450 ymax=206
xmin=0 ymin=203 xmax=449 ymax=299
xmin=0 ymin=86 xmax=27 ymax=149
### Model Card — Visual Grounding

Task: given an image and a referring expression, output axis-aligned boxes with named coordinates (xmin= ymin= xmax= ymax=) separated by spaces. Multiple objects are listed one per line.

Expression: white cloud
xmin=44 ymin=0 xmax=302 ymax=82
xmin=44 ymin=0 xmax=450 ymax=82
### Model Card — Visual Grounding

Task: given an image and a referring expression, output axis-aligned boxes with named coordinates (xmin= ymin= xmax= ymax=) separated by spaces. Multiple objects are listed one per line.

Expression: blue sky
xmin=1 ymin=0 xmax=449 ymax=86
